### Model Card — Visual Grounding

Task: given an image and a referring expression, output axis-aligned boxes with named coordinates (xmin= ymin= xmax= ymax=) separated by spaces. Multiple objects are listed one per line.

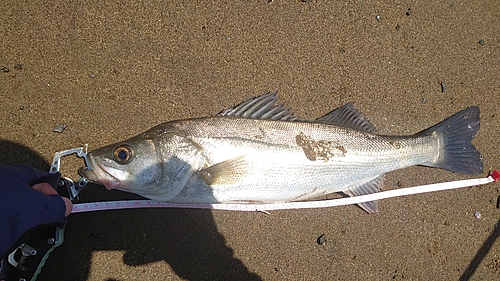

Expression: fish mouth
xmin=78 ymin=153 xmax=123 ymax=190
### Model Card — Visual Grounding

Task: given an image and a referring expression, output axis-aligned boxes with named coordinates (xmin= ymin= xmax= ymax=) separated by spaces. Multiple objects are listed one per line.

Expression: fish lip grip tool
xmin=49 ymin=146 xmax=92 ymax=203
xmin=0 ymin=147 xmax=92 ymax=281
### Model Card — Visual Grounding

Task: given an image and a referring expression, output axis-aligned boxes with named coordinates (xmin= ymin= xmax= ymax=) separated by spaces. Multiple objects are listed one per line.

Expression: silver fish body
xmin=80 ymin=93 xmax=483 ymax=213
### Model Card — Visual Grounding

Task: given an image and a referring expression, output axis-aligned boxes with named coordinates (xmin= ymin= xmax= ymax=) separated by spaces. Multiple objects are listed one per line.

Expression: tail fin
xmin=418 ymin=106 xmax=483 ymax=175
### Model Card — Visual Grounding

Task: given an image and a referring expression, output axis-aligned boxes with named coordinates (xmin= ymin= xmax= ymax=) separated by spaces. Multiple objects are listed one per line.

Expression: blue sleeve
xmin=0 ymin=164 xmax=66 ymax=259
xmin=0 ymin=163 xmax=61 ymax=188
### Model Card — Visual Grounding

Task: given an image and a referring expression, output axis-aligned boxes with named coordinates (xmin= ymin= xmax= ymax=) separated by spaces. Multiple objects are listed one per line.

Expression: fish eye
xmin=113 ymin=145 xmax=134 ymax=164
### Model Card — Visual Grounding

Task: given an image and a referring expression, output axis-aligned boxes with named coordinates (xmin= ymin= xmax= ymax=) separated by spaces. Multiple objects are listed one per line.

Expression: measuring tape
xmin=73 ymin=170 xmax=500 ymax=213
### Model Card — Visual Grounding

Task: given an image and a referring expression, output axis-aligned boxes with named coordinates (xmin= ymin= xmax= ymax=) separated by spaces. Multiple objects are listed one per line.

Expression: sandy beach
xmin=1 ymin=1 xmax=500 ymax=280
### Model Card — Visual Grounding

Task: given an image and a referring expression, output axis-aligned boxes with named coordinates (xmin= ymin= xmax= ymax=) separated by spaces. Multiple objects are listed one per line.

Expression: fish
xmin=79 ymin=92 xmax=483 ymax=213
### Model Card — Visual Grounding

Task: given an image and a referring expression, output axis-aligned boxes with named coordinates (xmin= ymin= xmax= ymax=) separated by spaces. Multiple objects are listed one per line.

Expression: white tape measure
xmin=73 ymin=171 xmax=499 ymax=213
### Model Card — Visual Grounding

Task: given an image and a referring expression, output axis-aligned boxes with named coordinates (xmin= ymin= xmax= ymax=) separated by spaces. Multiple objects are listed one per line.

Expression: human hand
xmin=32 ymin=182 xmax=73 ymax=216
xmin=0 ymin=164 xmax=72 ymax=259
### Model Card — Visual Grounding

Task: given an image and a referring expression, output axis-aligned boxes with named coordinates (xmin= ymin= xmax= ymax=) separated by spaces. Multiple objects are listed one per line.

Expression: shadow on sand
xmin=459 ymin=218 xmax=500 ymax=281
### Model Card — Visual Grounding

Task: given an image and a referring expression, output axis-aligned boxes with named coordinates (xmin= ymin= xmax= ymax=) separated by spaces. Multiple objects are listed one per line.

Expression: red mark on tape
xmin=490 ymin=170 xmax=500 ymax=182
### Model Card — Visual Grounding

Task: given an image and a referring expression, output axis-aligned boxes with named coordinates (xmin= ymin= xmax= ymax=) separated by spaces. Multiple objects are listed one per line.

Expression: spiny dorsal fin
xmin=218 ymin=92 xmax=298 ymax=121
xmin=344 ymin=175 xmax=384 ymax=213
xmin=316 ymin=103 xmax=377 ymax=134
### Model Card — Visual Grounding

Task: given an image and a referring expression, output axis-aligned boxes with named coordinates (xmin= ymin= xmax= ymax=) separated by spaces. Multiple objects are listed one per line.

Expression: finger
xmin=61 ymin=197 xmax=73 ymax=216
xmin=33 ymin=182 xmax=72 ymax=216
xmin=32 ymin=182 xmax=58 ymax=195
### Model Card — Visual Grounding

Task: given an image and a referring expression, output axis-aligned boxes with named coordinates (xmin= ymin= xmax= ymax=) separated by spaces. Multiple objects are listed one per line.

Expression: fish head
xmin=79 ymin=128 xmax=206 ymax=201
xmin=79 ymin=133 xmax=164 ymax=195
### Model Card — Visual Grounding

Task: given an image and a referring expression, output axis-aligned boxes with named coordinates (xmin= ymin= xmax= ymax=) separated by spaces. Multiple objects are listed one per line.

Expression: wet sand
xmin=1 ymin=1 xmax=500 ymax=280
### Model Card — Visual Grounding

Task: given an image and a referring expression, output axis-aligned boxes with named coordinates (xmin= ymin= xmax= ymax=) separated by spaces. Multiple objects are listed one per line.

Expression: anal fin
xmin=344 ymin=175 xmax=384 ymax=213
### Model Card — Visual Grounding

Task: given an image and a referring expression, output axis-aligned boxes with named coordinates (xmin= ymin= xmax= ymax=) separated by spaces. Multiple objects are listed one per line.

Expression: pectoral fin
xmin=199 ymin=156 xmax=250 ymax=185
xmin=344 ymin=175 xmax=385 ymax=213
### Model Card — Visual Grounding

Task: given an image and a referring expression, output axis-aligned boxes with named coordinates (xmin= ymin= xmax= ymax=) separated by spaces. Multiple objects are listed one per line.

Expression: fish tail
xmin=418 ymin=106 xmax=483 ymax=175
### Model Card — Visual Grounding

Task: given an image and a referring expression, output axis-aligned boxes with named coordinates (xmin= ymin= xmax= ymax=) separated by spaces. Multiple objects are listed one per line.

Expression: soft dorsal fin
xmin=218 ymin=92 xmax=298 ymax=121
xmin=316 ymin=103 xmax=377 ymax=134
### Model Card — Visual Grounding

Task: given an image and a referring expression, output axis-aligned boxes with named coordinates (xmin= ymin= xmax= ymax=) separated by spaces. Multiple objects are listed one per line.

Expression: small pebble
xmin=478 ymin=39 xmax=485 ymax=46
xmin=53 ymin=124 xmax=67 ymax=133
xmin=317 ymin=234 xmax=326 ymax=245
xmin=19 ymin=105 xmax=24 ymax=110
xmin=14 ymin=64 xmax=23 ymax=70
xmin=421 ymin=97 xmax=427 ymax=104
xmin=0 ymin=66 xmax=9 ymax=73
xmin=440 ymin=82 xmax=446 ymax=93
xmin=474 ymin=211 xmax=481 ymax=219
xmin=376 ymin=15 xmax=381 ymax=22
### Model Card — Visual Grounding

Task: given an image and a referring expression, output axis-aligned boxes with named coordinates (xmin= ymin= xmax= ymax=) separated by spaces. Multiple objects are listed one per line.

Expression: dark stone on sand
xmin=317 ymin=234 xmax=326 ymax=245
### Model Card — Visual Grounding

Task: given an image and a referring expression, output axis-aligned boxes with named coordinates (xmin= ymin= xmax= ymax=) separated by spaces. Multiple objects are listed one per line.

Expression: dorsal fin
xmin=316 ymin=103 xmax=377 ymax=134
xmin=218 ymin=92 xmax=298 ymax=121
